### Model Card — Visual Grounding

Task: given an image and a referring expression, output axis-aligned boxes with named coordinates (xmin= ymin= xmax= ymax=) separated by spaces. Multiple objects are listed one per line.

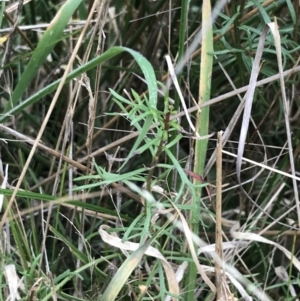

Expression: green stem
xmin=168 ymin=0 xmax=189 ymax=189
xmin=185 ymin=0 xmax=214 ymax=299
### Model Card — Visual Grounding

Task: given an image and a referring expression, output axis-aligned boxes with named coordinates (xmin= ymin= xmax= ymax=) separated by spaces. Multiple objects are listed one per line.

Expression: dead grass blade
xmin=215 ymin=131 xmax=228 ymax=301
xmin=165 ymin=55 xmax=198 ymax=136
xmin=204 ymin=55 xmax=267 ymax=178
xmin=99 ymin=225 xmax=179 ymax=300
xmin=231 ymin=229 xmax=300 ymax=272
xmin=236 ymin=26 xmax=269 ymax=182
xmin=0 ymin=164 xmax=8 ymax=213
xmin=99 ymin=239 xmax=152 ymax=301
xmin=223 ymin=150 xmax=300 ymax=182
xmin=268 ymin=19 xmax=300 ymax=228
xmin=169 ymin=201 xmax=216 ymax=295
xmin=275 ymin=266 xmax=299 ymax=301
xmin=4 ymin=264 xmax=25 ymax=301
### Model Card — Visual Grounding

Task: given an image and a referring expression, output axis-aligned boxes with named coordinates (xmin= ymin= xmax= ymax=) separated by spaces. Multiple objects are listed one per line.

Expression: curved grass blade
xmin=4 ymin=0 xmax=83 ymax=112
xmin=99 ymin=240 xmax=151 ymax=301
xmin=0 ymin=46 xmax=157 ymax=122
xmin=236 ymin=26 xmax=269 ymax=182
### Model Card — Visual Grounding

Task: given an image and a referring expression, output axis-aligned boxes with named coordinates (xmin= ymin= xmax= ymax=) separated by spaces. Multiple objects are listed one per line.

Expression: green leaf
xmin=5 ymin=0 xmax=83 ymax=112
xmin=250 ymin=0 xmax=271 ymax=24
xmin=49 ymin=225 xmax=106 ymax=277
xmin=118 ymin=114 xmax=154 ymax=171
xmin=109 ymin=88 xmax=132 ymax=106
xmin=0 ymin=46 xmax=157 ymax=123
xmin=285 ymin=0 xmax=296 ymax=24
xmin=0 ymin=188 xmax=131 ymax=220
xmin=99 ymin=240 xmax=151 ymax=301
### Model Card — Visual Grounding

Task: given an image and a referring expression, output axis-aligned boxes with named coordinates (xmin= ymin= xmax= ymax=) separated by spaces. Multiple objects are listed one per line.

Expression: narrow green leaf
xmin=5 ymin=0 xmax=83 ymax=112
xmin=286 ymin=0 xmax=296 ymax=25
xmin=0 ymin=47 xmax=157 ymax=123
xmin=250 ymin=0 xmax=271 ymax=24
xmin=0 ymin=188 xmax=130 ymax=220
xmin=49 ymin=225 xmax=106 ymax=277
xmin=99 ymin=240 xmax=151 ymax=301
xmin=118 ymin=114 xmax=154 ymax=171
xmin=109 ymin=88 xmax=132 ymax=106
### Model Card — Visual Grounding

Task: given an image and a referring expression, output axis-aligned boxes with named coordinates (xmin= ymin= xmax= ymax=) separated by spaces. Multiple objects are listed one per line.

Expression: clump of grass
xmin=0 ymin=1 xmax=299 ymax=301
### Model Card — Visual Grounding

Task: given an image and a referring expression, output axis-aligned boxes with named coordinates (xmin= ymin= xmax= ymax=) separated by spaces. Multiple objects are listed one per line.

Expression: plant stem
xmin=185 ymin=0 xmax=214 ymax=299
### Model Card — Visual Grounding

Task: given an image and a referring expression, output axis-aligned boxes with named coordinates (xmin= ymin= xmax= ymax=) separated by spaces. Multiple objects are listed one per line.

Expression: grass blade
xmin=187 ymin=0 xmax=214 ymax=299
xmin=1 ymin=46 xmax=157 ymax=123
xmin=99 ymin=239 xmax=151 ymax=301
xmin=4 ymin=0 xmax=83 ymax=112
xmin=236 ymin=26 xmax=269 ymax=182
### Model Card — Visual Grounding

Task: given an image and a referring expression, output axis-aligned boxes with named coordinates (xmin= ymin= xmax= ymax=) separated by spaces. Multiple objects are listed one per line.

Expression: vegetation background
xmin=0 ymin=0 xmax=299 ymax=300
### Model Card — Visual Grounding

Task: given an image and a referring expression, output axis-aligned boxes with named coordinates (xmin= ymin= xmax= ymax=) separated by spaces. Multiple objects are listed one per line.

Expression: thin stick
xmin=215 ymin=131 xmax=224 ymax=300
